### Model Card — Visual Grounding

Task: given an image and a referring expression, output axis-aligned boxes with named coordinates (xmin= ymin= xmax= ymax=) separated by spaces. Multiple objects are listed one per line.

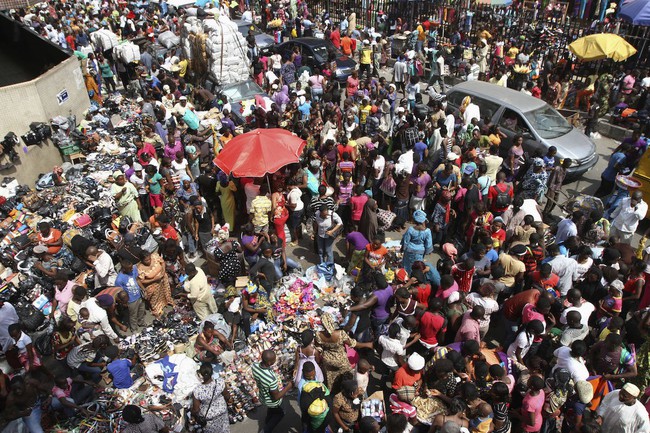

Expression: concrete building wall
xmin=0 ymin=57 xmax=89 ymax=185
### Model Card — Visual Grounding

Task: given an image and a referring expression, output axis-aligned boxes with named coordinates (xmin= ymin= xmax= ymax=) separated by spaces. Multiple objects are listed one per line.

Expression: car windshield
xmin=221 ymin=81 xmax=264 ymax=103
xmin=523 ymin=105 xmax=573 ymax=139
xmin=238 ymin=24 xmax=261 ymax=36
xmin=310 ymin=40 xmax=343 ymax=61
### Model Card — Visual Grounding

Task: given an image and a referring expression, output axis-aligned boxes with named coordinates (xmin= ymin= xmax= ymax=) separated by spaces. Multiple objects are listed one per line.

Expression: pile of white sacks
xmin=181 ymin=13 xmax=250 ymax=85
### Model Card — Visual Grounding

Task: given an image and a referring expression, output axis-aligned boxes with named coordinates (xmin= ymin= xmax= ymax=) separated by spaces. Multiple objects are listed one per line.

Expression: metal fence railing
xmin=306 ymin=0 xmax=649 ymax=69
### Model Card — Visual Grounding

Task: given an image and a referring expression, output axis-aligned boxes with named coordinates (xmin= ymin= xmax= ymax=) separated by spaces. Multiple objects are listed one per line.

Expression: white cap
xmin=133 ymin=163 xmax=143 ymax=171
xmin=407 ymin=353 xmax=425 ymax=371
xmin=623 ymin=383 xmax=641 ymax=398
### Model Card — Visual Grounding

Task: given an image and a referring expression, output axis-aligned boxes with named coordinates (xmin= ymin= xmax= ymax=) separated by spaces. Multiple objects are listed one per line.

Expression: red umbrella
xmin=213 ymin=128 xmax=306 ymax=177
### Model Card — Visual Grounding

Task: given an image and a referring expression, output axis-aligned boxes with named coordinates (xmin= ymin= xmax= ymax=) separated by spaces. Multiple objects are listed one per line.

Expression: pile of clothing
xmin=181 ymin=14 xmax=250 ymax=84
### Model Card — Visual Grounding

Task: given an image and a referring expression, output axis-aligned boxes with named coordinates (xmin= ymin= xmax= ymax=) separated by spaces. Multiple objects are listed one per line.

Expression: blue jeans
xmin=51 ymin=397 xmax=76 ymax=417
xmin=23 ymin=401 xmax=44 ymax=433
xmin=77 ymin=363 xmax=102 ymax=383
xmin=273 ymin=257 xmax=300 ymax=279
xmin=183 ymin=233 xmax=197 ymax=254
xmin=316 ymin=236 xmax=335 ymax=263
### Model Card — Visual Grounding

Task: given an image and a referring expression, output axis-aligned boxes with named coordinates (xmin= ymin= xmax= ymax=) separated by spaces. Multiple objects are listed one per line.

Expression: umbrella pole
xmin=267 ymin=174 xmax=271 ymax=194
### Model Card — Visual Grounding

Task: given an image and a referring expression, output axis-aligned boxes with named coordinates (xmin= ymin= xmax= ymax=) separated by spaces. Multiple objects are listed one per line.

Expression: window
xmin=472 ymin=97 xmax=500 ymax=123
xmin=447 ymin=91 xmax=467 ymax=108
xmin=523 ymin=106 xmax=572 ymax=139
xmin=499 ymin=108 xmax=532 ymax=136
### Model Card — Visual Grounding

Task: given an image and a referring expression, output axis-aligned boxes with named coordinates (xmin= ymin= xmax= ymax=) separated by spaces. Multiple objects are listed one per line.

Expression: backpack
xmin=495 ymin=184 xmax=512 ymax=208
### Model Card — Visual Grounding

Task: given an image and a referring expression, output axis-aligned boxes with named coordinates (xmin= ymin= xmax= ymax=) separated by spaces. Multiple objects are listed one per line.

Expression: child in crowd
xmin=105 ymin=345 xmax=139 ymax=389
xmin=378 ymin=323 xmax=406 ymax=373
xmin=489 ymin=218 xmax=506 ymax=251
xmin=356 ymin=358 xmax=373 ymax=398
xmin=8 ymin=324 xmax=41 ymax=372
xmin=470 ymin=402 xmax=494 ymax=433
xmin=598 ymin=280 xmax=623 ymax=318
xmin=451 ymin=257 xmax=475 ymax=293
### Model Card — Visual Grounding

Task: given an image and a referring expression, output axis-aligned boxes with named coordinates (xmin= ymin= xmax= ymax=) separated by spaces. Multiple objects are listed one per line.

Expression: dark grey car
xmin=234 ymin=20 xmax=275 ymax=50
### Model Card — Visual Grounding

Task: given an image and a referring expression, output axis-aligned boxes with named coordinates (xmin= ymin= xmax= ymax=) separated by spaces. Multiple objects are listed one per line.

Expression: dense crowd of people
xmin=1 ymin=0 xmax=650 ymax=433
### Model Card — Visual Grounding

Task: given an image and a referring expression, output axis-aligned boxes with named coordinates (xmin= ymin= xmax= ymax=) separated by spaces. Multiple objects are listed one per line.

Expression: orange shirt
xmin=341 ymin=37 xmax=352 ymax=55
xmin=392 ymin=365 xmax=422 ymax=390
xmin=38 ymin=228 xmax=63 ymax=255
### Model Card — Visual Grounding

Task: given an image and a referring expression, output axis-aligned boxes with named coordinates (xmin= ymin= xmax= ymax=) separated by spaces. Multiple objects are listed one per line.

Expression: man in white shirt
xmin=552 ymin=341 xmax=589 ymax=383
xmin=81 ymin=296 xmax=118 ymax=341
xmin=0 ymin=301 xmax=19 ymax=354
xmin=610 ymin=191 xmax=648 ymax=244
xmin=286 ymin=180 xmax=304 ymax=245
xmin=372 ymin=152 xmax=385 ymax=181
xmin=183 ymin=263 xmax=217 ymax=320
xmin=597 ymin=384 xmax=650 ymax=433
xmin=560 ymin=289 xmax=595 ymax=327
xmin=484 ymin=146 xmax=504 ymax=182
xmin=86 ymin=246 xmax=117 ymax=288
xmin=555 ymin=210 xmax=583 ymax=245
xmin=244 ymin=180 xmax=261 ymax=214
xmin=547 ymin=244 xmax=579 ymax=296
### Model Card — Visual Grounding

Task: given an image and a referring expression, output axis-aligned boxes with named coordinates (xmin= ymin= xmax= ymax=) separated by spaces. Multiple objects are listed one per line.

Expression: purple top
xmin=339 ymin=182 xmax=353 ymax=205
xmin=415 ymin=173 xmax=431 ymax=198
xmin=373 ymin=285 xmax=394 ymax=320
xmin=164 ymin=141 xmax=183 ymax=160
xmin=346 ymin=231 xmax=369 ymax=251
xmin=414 ymin=141 xmax=427 ymax=161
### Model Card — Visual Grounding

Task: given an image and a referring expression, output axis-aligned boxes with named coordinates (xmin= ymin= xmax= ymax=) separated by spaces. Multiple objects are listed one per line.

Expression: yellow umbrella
xmin=568 ymin=33 xmax=637 ymax=62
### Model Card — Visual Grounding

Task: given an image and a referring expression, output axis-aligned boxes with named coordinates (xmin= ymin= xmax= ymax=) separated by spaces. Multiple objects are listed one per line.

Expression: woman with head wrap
xmin=359 ymin=199 xmax=379 ymax=245
xmin=520 ymin=158 xmax=549 ymax=201
xmin=110 ymin=170 xmax=142 ymax=223
xmin=137 ymin=249 xmax=173 ymax=318
xmin=274 ymin=84 xmax=290 ymax=110
xmin=315 ymin=313 xmax=373 ymax=394
xmin=461 ymin=96 xmax=480 ymax=126
xmin=215 ymin=172 xmax=237 ymax=228
xmin=176 ymin=174 xmax=199 ymax=208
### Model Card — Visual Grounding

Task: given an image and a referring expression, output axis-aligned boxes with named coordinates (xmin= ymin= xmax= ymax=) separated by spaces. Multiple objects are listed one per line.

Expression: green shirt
xmin=252 ymin=362 xmax=282 ymax=408
xmin=148 ymin=173 xmax=163 ymax=195
xmin=99 ymin=62 xmax=114 ymax=78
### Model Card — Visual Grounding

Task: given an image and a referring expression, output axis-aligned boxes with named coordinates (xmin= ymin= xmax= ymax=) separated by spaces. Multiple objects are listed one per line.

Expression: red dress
xmin=273 ymin=194 xmax=289 ymax=245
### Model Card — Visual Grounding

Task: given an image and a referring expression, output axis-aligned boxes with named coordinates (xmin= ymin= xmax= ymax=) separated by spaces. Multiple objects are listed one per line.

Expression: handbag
xmin=326 ymin=222 xmax=343 ymax=238
xmin=188 ymin=382 xmax=218 ymax=433
xmin=379 ymin=175 xmax=397 ymax=197
xmin=377 ymin=208 xmax=397 ymax=228
xmin=74 ymin=214 xmax=92 ymax=228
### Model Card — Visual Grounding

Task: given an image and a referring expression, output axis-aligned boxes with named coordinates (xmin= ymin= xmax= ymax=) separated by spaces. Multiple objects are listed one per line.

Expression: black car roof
xmin=285 ymin=37 xmax=329 ymax=47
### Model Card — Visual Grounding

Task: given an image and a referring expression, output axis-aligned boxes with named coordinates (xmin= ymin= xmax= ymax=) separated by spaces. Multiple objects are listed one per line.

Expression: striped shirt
xmin=66 ymin=343 xmax=96 ymax=369
xmin=493 ymin=401 xmax=511 ymax=433
xmin=252 ymin=363 xmax=282 ymax=408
